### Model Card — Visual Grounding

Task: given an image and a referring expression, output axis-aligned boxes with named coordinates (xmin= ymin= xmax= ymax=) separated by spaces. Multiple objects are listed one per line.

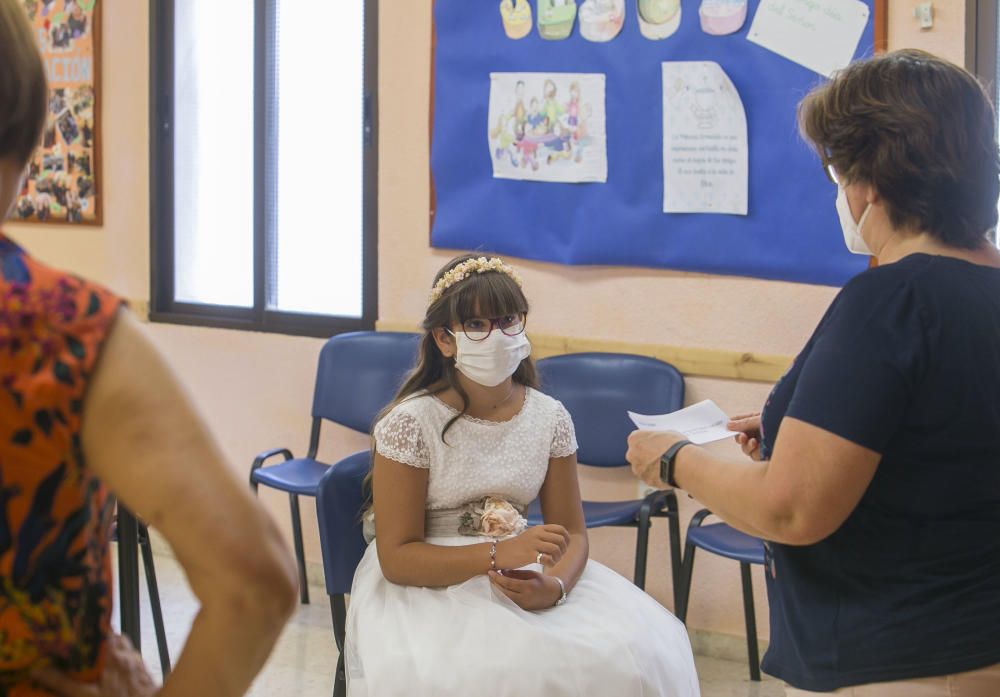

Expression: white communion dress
xmin=345 ymin=388 xmax=700 ymax=697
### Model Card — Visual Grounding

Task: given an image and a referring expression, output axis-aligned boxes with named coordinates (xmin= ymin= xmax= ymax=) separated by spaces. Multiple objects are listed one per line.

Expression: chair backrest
xmin=312 ymin=331 xmax=421 ymax=433
xmin=537 ymin=352 xmax=684 ymax=468
xmin=316 ymin=451 xmax=371 ymax=596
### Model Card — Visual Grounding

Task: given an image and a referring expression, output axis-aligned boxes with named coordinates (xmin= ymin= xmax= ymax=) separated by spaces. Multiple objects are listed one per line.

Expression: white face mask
xmin=836 ymin=186 xmax=873 ymax=256
xmin=447 ymin=328 xmax=531 ymax=387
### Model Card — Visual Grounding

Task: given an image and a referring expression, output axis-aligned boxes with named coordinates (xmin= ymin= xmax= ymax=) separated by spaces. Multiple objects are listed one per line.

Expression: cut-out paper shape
xmin=580 ymin=0 xmax=625 ymax=42
xmin=662 ymin=61 xmax=748 ymax=215
xmin=699 ymin=0 xmax=747 ymax=35
xmin=488 ymin=72 xmax=607 ymax=183
xmin=500 ymin=0 xmax=533 ymax=39
xmin=747 ymin=0 xmax=870 ymax=77
xmin=638 ymin=0 xmax=681 ymax=40
xmin=537 ymin=0 xmax=577 ymax=40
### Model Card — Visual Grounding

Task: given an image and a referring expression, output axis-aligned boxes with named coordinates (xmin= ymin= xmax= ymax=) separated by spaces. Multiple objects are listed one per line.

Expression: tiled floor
xmin=113 ymin=551 xmax=785 ymax=697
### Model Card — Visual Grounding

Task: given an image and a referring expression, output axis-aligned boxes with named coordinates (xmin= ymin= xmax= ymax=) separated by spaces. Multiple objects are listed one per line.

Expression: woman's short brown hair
xmin=0 ymin=0 xmax=47 ymax=166
xmin=799 ymin=49 xmax=1000 ymax=249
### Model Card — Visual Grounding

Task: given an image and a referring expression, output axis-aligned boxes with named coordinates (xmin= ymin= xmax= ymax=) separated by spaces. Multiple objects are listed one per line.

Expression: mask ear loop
xmin=856 ymin=203 xmax=873 ymax=239
xmin=438 ymin=327 xmax=460 ymax=364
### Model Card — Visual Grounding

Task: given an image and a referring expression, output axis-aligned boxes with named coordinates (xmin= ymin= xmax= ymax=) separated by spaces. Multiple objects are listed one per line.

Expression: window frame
xmin=967 ymin=0 xmax=1000 ymax=246
xmin=149 ymin=0 xmax=379 ymax=338
xmin=968 ymin=0 xmax=998 ymax=97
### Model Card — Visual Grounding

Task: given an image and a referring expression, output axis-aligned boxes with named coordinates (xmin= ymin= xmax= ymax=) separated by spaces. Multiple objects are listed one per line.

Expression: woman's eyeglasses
xmin=456 ymin=313 xmax=527 ymax=342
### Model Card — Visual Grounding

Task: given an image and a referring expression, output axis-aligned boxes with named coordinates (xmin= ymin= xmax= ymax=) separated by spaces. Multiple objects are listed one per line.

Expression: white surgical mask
xmin=448 ymin=329 xmax=531 ymax=387
xmin=836 ymin=186 xmax=873 ymax=256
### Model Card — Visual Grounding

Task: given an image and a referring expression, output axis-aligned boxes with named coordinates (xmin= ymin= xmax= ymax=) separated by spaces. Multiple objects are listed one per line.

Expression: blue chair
xmin=316 ymin=451 xmax=371 ymax=697
xmin=676 ymin=509 xmax=766 ymax=681
xmin=526 ymin=353 xmax=685 ymax=607
xmin=250 ymin=332 xmax=419 ymax=603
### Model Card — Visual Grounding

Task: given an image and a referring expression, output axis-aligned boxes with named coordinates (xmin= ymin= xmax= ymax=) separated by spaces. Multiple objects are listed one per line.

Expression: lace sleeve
xmin=551 ymin=401 xmax=578 ymax=459
xmin=373 ymin=409 xmax=430 ymax=469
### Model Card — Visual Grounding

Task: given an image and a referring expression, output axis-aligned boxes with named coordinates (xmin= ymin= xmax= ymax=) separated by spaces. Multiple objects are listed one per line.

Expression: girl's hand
xmin=496 ymin=524 xmax=570 ymax=568
xmin=489 ymin=569 xmax=562 ymax=610
xmin=32 ymin=635 xmax=157 ymax=697
xmin=626 ymin=430 xmax=686 ymax=488
xmin=728 ymin=413 xmax=763 ymax=461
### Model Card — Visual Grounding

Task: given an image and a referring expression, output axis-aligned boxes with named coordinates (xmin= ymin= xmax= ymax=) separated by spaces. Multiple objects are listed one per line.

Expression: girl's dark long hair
xmin=364 ymin=255 xmax=538 ymax=515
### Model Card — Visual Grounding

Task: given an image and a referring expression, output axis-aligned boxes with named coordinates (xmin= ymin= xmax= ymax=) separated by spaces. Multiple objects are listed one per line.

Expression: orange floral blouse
xmin=0 ymin=234 xmax=121 ymax=695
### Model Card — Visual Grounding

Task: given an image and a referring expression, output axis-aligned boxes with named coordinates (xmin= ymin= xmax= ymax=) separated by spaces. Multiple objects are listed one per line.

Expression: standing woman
xmin=628 ymin=50 xmax=1000 ymax=695
xmin=0 ymin=2 xmax=297 ymax=695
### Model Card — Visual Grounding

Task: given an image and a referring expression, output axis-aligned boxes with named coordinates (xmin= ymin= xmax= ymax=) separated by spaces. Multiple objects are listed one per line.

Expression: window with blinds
xmin=151 ymin=0 xmax=377 ymax=336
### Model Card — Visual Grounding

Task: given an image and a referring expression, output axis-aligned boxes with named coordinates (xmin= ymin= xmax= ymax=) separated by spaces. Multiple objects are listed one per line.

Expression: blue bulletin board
xmin=430 ymin=0 xmax=880 ymax=286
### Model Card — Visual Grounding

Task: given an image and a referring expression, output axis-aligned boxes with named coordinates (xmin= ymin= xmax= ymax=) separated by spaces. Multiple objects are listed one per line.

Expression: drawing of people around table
xmin=662 ymin=61 xmax=748 ymax=215
xmin=488 ymin=72 xmax=607 ymax=183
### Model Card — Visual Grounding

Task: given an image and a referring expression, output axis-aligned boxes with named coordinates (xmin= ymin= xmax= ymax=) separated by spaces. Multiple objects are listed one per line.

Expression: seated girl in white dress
xmin=346 ymin=254 xmax=700 ymax=697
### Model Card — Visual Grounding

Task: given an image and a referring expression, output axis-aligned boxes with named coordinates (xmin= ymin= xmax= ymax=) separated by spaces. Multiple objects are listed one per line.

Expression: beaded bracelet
xmin=489 ymin=541 xmax=497 ymax=570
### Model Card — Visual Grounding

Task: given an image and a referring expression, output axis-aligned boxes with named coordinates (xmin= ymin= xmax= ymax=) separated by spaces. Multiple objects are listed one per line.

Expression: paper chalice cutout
xmin=638 ymin=0 xmax=681 ymax=40
xmin=500 ymin=0 xmax=533 ymax=39
xmin=579 ymin=0 xmax=625 ymax=42
xmin=537 ymin=0 xmax=577 ymax=40
xmin=699 ymin=0 xmax=747 ymax=36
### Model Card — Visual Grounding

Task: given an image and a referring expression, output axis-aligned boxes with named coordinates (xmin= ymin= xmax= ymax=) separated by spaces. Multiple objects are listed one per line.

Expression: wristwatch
xmin=659 ymin=439 xmax=693 ymax=488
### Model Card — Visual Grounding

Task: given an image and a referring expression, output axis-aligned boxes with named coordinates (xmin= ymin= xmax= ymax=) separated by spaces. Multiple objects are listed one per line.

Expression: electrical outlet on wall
xmin=914 ymin=2 xmax=933 ymax=30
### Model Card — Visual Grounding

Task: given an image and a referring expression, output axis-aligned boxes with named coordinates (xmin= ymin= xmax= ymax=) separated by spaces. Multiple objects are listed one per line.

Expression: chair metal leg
xmin=116 ymin=508 xmax=142 ymax=652
xmin=331 ymin=594 xmax=348 ymax=697
xmin=333 ymin=653 xmax=346 ymax=697
xmin=665 ymin=491 xmax=683 ymax=611
xmin=740 ymin=562 xmax=762 ymax=682
xmin=289 ymin=494 xmax=310 ymax=604
xmin=330 ymin=594 xmax=347 ymax=652
xmin=677 ymin=509 xmax=713 ymax=623
xmin=633 ymin=500 xmax=653 ymax=590
xmin=676 ymin=542 xmax=697 ymax=623
xmin=139 ymin=525 xmax=171 ymax=676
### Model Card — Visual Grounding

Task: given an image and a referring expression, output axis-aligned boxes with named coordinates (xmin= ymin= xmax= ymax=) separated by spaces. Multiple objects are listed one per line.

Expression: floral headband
xmin=428 ymin=256 xmax=523 ymax=305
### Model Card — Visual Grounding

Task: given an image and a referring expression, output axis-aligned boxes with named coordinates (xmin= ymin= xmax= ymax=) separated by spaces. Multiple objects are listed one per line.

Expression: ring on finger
xmin=536 ymin=552 xmax=544 ymax=564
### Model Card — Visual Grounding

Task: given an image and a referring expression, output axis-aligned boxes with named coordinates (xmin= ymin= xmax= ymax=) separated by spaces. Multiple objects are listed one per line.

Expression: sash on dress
xmin=363 ymin=498 xmax=528 ymax=543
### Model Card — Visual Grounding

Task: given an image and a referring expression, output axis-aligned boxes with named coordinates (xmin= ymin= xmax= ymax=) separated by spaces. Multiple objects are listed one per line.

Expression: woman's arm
xmin=81 ymin=310 xmax=298 ymax=697
xmin=373 ymin=453 xmax=570 ymax=587
xmin=489 ymin=453 xmax=587 ymax=610
xmin=537 ymin=453 xmax=588 ymax=592
xmin=627 ymin=419 xmax=880 ymax=545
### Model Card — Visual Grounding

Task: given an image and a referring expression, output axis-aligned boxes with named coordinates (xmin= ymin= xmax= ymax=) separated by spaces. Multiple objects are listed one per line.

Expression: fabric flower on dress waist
xmin=458 ymin=497 xmax=527 ymax=539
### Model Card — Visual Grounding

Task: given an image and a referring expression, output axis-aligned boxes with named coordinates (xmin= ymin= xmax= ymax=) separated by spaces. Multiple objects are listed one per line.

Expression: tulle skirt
xmin=345 ymin=536 xmax=700 ymax=697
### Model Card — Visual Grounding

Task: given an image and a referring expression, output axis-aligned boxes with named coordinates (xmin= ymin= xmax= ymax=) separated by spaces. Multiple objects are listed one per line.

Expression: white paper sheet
xmin=488 ymin=72 xmax=607 ymax=183
xmin=628 ymin=400 xmax=736 ymax=445
xmin=662 ymin=62 xmax=748 ymax=215
xmin=747 ymin=0 xmax=870 ymax=78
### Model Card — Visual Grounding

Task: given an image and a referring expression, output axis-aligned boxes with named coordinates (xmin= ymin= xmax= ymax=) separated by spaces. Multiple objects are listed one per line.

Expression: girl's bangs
xmin=452 ymin=271 xmax=529 ymax=320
